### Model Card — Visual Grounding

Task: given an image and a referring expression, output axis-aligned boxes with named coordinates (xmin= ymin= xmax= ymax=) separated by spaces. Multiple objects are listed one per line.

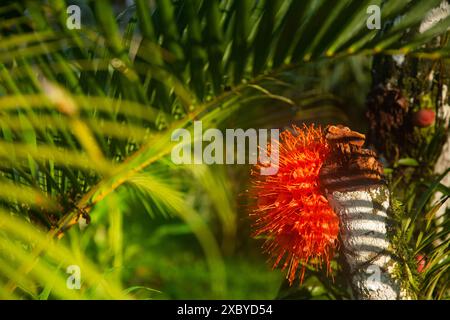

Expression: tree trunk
xmin=319 ymin=125 xmax=414 ymax=299
xmin=355 ymin=1 xmax=450 ymax=299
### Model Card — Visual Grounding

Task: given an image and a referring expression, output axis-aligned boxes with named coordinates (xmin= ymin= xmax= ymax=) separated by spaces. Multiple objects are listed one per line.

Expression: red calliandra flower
xmin=249 ymin=125 xmax=339 ymax=284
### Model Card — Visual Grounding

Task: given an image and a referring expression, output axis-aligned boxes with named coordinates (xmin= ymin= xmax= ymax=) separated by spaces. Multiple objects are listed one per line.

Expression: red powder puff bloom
xmin=249 ymin=124 xmax=339 ymax=284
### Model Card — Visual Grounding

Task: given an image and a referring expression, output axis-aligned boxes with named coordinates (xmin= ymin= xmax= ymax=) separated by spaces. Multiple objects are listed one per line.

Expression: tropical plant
xmin=0 ymin=0 xmax=448 ymax=299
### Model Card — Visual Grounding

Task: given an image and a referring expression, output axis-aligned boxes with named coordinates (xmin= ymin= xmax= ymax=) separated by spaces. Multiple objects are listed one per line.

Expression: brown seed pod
xmin=320 ymin=125 xmax=384 ymax=193
xmin=412 ymin=109 xmax=435 ymax=127
xmin=366 ymin=84 xmax=414 ymax=160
